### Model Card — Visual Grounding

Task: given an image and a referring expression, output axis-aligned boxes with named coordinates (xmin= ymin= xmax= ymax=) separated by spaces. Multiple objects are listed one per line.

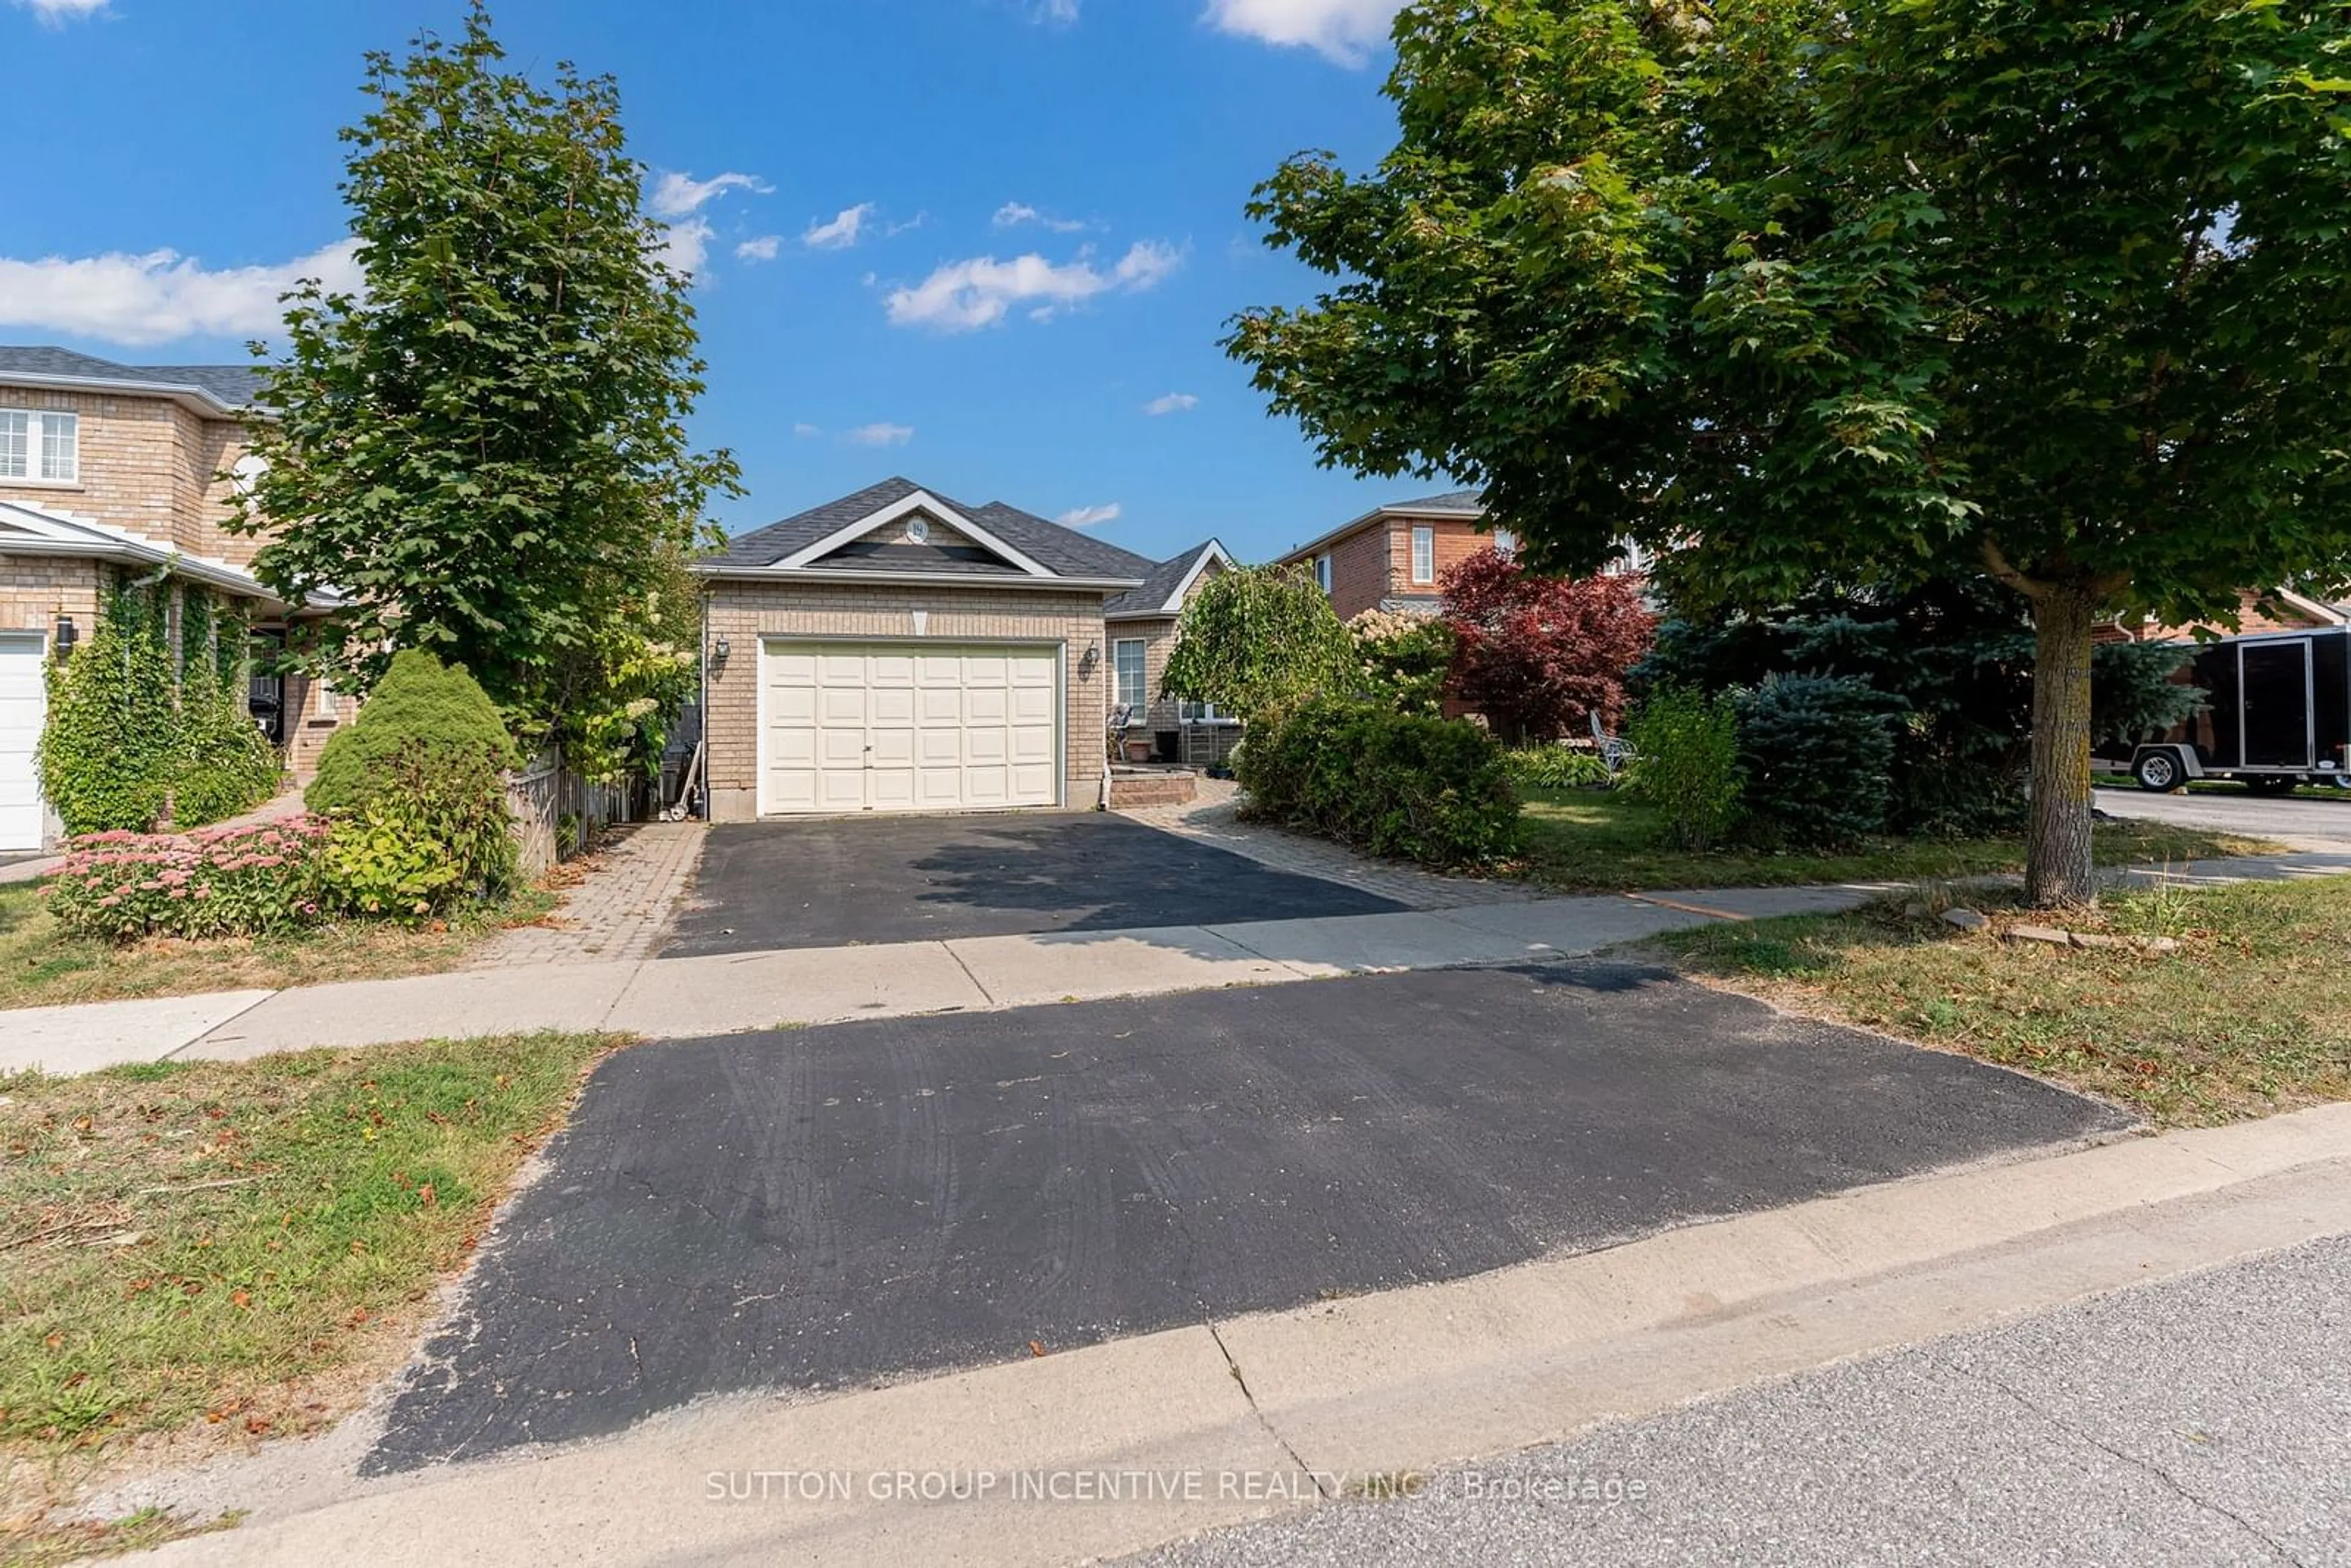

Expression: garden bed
xmin=1517 ymin=786 xmax=2271 ymax=891
xmin=1650 ymin=876 xmax=2351 ymax=1126
xmin=0 ymin=1032 xmax=617 ymax=1561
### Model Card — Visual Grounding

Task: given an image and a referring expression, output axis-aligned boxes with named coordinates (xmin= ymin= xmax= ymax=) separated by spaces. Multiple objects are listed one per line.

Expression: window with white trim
xmin=0 ymin=409 xmax=78 ymax=482
xmin=1113 ymin=638 xmax=1147 ymax=719
xmin=1314 ymin=553 xmax=1332 ymax=593
xmin=1410 ymin=525 xmax=1434 ymax=583
xmin=1491 ymin=527 xmax=1517 ymax=557
xmin=1180 ymin=699 xmax=1236 ymax=724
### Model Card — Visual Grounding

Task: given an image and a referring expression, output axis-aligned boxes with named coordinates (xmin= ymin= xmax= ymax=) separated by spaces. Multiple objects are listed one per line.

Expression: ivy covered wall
xmin=35 ymin=573 xmax=283 ymax=835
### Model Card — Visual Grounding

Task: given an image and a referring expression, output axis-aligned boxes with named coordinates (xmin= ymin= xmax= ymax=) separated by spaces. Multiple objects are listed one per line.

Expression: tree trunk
xmin=2025 ymin=586 xmax=2099 ymax=908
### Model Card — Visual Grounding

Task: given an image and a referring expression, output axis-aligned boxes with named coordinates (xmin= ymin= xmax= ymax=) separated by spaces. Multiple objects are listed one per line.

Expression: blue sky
xmin=0 ymin=0 xmax=1438 ymax=565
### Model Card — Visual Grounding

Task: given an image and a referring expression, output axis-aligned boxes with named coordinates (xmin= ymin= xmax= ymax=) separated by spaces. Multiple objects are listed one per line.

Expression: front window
xmin=1181 ymin=700 xmax=1235 ymax=724
xmin=0 ymin=409 xmax=78 ymax=482
xmin=1113 ymin=638 xmax=1147 ymax=718
xmin=1314 ymin=553 xmax=1332 ymax=593
xmin=1491 ymin=527 xmax=1517 ymax=557
xmin=1410 ymin=525 xmax=1434 ymax=583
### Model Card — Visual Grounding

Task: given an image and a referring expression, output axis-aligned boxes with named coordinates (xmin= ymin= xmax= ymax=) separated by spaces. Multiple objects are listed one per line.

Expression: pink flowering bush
xmin=40 ymin=817 xmax=335 ymax=941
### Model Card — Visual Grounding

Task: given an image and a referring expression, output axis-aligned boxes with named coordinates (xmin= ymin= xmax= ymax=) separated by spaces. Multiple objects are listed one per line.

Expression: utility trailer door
xmin=2240 ymin=639 xmax=2314 ymax=768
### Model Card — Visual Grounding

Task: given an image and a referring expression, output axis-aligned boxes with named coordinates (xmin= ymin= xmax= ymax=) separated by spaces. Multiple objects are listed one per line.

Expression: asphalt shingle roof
xmin=1390 ymin=488 xmax=1485 ymax=513
xmin=0 ymin=346 xmax=269 ymax=409
xmin=1105 ymin=540 xmax=1221 ymax=617
xmin=708 ymin=476 xmax=1155 ymax=581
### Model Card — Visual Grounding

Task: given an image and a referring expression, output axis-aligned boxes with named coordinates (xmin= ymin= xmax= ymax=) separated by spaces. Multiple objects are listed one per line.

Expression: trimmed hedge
xmin=1237 ymin=698 xmax=1520 ymax=868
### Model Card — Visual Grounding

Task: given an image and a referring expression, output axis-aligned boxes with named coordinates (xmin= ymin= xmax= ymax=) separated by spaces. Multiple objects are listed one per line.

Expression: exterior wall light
xmin=712 ymin=635 xmax=732 ymax=670
xmin=1079 ymin=640 xmax=1100 ymax=677
xmin=53 ymin=614 xmax=77 ymax=661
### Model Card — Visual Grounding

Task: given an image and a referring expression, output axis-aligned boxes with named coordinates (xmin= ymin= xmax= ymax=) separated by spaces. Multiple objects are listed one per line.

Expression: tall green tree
xmin=1228 ymin=0 xmax=2351 ymax=904
xmin=233 ymin=2 xmax=738 ymax=778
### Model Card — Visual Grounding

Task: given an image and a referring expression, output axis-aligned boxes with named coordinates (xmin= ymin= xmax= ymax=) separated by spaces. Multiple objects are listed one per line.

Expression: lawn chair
xmin=1590 ymin=710 xmax=1636 ymax=778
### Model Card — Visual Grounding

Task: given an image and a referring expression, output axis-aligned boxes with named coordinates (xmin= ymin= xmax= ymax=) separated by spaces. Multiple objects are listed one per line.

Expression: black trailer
xmin=2123 ymin=626 xmax=2351 ymax=793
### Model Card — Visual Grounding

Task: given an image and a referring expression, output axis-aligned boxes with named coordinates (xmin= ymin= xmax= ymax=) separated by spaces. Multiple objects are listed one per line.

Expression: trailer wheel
xmin=2132 ymin=749 xmax=2184 ymax=793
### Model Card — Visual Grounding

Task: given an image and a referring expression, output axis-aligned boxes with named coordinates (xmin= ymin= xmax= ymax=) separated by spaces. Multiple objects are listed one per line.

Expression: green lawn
xmin=0 ymin=1033 xmax=618 ymax=1561
xmin=1516 ymin=787 xmax=2273 ymax=892
xmin=0 ymin=880 xmax=558 ymax=1011
xmin=1652 ymin=877 xmax=2351 ymax=1127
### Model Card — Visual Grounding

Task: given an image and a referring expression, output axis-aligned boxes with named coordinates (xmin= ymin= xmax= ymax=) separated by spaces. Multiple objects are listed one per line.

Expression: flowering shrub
xmin=41 ymin=819 xmax=333 ymax=941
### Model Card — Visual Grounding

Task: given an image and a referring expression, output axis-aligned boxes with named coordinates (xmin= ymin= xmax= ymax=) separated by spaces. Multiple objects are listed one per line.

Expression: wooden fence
xmin=504 ymin=747 xmax=636 ymax=882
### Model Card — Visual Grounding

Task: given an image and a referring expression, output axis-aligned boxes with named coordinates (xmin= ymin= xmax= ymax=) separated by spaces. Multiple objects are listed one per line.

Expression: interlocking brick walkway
xmin=467 ymin=821 xmax=705 ymax=968
xmin=1117 ymin=778 xmax=1536 ymax=910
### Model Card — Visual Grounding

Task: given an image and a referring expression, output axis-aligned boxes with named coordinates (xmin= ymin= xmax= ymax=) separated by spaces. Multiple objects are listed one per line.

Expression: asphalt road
xmin=2096 ymin=782 xmax=2351 ymax=848
xmin=1128 ymin=1234 xmax=2351 ymax=1568
xmin=664 ymin=814 xmax=1405 ymax=954
xmin=363 ymin=964 xmax=2123 ymax=1474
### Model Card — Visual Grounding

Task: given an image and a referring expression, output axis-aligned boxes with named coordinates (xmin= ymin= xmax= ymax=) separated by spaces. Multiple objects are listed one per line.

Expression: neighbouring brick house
xmin=2098 ymin=586 xmax=2349 ymax=643
xmin=1274 ymin=488 xmax=1504 ymax=621
xmin=693 ymin=477 xmax=1223 ymax=819
xmin=0 ymin=347 xmax=349 ymax=852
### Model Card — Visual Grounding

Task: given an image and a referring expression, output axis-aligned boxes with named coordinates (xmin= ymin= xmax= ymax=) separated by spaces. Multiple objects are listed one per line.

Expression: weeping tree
xmin=1160 ymin=563 xmax=1357 ymax=723
xmin=1227 ymin=0 xmax=2351 ymax=905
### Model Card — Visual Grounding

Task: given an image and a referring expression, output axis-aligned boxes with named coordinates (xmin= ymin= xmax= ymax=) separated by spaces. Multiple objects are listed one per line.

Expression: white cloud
xmin=803 ymin=203 xmax=877 ymax=251
xmin=844 ymin=422 xmax=915 ymax=447
xmin=1057 ymin=503 xmax=1122 ymax=528
xmin=12 ymin=0 xmax=109 ymax=22
xmin=648 ymin=170 xmax=770 ymax=219
xmin=0 ymin=239 xmax=362 ymax=347
xmin=1144 ymin=391 xmax=1199 ymax=416
xmin=656 ymin=218 xmax=715 ymax=278
xmin=993 ymin=201 xmax=1088 ymax=234
xmin=1204 ymin=0 xmax=1400 ymax=64
xmin=1034 ymin=0 xmax=1079 ymax=21
xmin=884 ymin=240 xmax=1182 ymax=332
xmin=735 ymin=234 xmax=782 ymax=262
xmin=792 ymin=422 xmax=822 ymax=438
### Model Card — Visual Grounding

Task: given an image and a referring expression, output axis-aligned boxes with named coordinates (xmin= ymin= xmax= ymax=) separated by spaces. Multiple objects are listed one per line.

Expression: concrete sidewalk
xmin=110 ymin=1102 xmax=2351 ymax=1568
xmin=7 ymin=846 xmax=2350 ymax=1077
xmin=4 ymin=888 xmax=1822 ymax=1075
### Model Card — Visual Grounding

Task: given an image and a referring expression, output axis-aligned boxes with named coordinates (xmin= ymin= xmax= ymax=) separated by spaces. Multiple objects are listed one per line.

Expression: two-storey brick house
xmin=1272 ymin=489 xmax=1515 ymax=623
xmin=0 ymin=347 xmax=347 ymax=852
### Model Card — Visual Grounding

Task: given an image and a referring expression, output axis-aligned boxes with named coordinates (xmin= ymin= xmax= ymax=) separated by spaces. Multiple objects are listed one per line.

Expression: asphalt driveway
xmin=662 ymin=812 xmax=1406 ymax=954
xmin=366 ymin=964 xmax=2127 ymax=1472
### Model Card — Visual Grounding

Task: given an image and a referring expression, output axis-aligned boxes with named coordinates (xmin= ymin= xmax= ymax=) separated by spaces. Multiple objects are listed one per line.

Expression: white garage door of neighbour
xmin=0 ymin=632 xmax=47 ymax=852
xmin=761 ymin=641 xmax=1060 ymax=814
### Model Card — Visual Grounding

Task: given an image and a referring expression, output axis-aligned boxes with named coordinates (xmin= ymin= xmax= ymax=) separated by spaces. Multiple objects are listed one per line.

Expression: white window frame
xmin=1410 ymin=525 xmax=1435 ymax=584
xmin=313 ymin=673 xmax=337 ymax=719
xmin=1180 ymin=699 xmax=1238 ymax=726
xmin=1112 ymin=637 xmax=1148 ymax=719
xmin=1492 ymin=527 xmax=1517 ymax=557
xmin=0 ymin=408 xmax=78 ymax=484
xmin=1314 ymin=553 xmax=1332 ymax=594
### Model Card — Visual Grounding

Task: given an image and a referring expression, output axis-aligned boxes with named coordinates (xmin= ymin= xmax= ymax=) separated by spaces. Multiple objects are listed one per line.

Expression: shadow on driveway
xmin=366 ymin=963 xmax=2129 ymax=1472
xmin=662 ymin=812 xmax=1406 ymax=954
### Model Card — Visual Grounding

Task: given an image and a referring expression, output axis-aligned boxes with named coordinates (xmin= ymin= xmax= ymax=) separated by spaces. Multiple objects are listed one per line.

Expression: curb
xmin=130 ymin=1103 xmax=2351 ymax=1567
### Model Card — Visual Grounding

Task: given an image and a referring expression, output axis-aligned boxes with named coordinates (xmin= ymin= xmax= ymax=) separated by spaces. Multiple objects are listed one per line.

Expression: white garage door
xmin=0 ymin=632 xmax=47 ymax=852
xmin=761 ymin=640 xmax=1060 ymax=814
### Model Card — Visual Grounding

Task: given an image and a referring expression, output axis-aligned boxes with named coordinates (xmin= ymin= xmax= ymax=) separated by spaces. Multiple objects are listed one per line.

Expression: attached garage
xmin=697 ymin=478 xmax=1161 ymax=822
xmin=0 ymin=630 xmax=45 ymax=852
xmin=760 ymin=640 xmax=1061 ymax=814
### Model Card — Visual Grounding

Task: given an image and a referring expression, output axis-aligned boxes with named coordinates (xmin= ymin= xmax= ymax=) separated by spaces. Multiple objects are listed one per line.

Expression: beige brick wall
xmin=702 ymin=578 xmax=1113 ymax=820
xmin=0 ymin=382 xmax=257 ymax=563
xmin=0 ymin=555 xmax=103 ymax=638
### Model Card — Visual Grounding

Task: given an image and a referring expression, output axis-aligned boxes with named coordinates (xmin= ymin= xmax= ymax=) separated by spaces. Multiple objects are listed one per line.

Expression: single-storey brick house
xmin=693 ymin=477 xmax=1229 ymax=819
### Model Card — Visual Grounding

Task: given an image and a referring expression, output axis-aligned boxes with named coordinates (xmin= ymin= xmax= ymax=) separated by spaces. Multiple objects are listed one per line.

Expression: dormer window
xmin=0 ymin=409 xmax=78 ymax=483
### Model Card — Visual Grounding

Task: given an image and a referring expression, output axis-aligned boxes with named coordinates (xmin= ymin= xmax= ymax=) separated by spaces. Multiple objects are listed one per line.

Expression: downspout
xmin=697 ymin=589 xmax=711 ymax=820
